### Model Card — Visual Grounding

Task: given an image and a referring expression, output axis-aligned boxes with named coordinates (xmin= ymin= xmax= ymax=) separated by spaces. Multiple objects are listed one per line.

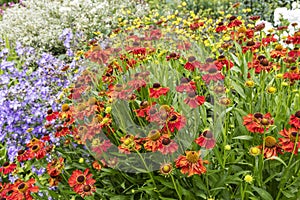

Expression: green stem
xmin=136 ymin=150 xmax=161 ymax=197
xmin=171 ymin=174 xmax=182 ymax=200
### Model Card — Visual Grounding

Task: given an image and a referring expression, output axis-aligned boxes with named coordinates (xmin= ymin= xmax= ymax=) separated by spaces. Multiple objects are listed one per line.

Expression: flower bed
xmin=0 ymin=1 xmax=300 ymax=200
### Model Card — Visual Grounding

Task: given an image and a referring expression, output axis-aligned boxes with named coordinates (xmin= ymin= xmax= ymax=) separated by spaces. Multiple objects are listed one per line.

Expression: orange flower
xmin=279 ymin=128 xmax=300 ymax=154
xmin=243 ymin=112 xmax=274 ymax=133
xmin=11 ymin=178 xmax=39 ymax=200
xmin=289 ymin=111 xmax=300 ymax=129
xmin=0 ymin=162 xmax=17 ymax=175
xmin=68 ymin=169 xmax=96 ymax=189
xmin=195 ymin=130 xmax=216 ymax=149
xmin=149 ymin=83 xmax=169 ymax=98
xmin=92 ymin=160 xmax=102 ymax=171
xmin=175 ymin=151 xmax=207 ymax=177
xmin=259 ymin=136 xmax=282 ymax=158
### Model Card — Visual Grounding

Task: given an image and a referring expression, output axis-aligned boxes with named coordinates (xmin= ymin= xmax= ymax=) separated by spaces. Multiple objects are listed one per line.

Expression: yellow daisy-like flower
xmin=244 ymin=174 xmax=254 ymax=184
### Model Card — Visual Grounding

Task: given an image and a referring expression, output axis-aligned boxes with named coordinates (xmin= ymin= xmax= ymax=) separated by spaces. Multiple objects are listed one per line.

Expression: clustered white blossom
xmin=0 ymin=0 xmax=149 ymax=52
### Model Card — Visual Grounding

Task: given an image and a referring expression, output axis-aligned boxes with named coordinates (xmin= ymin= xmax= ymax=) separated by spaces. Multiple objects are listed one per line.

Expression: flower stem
xmin=171 ymin=174 xmax=182 ymax=200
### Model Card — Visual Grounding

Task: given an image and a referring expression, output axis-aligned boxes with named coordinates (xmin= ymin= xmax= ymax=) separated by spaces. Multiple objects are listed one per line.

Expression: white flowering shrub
xmin=0 ymin=0 xmax=149 ymax=53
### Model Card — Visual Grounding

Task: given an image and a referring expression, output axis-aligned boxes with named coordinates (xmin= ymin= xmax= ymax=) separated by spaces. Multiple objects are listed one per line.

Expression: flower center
xmin=17 ymin=183 xmax=28 ymax=193
xmin=261 ymin=118 xmax=269 ymax=126
xmin=76 ymin=175 xmax=86 ymax=183
xmin=180 ymin=77 xmax=190 ymax=84
xmin=92 ymin=139 xmax=100 ymax=146
xmin=187 ymin=92 xmax=197 ymax=98
xmin=3 ymin=162 xmax=9 ymax=167
xmin=148 ymin=130 xmax=161 ymax=141
xmin=47 ymin=109 xmax=53 ymax=115
xmin=254 ymin=113 xmax=263 ymax=119
xmin=246 ymin=41 xmax=255 ymax=46
xmin=83 ymin=185 xmax=92 ymax=192
xmin=188 ymin=56 xmax=196 ymax=62
xmin=32 ymin=145 xmax=40 ymax=152
xmin=203 ymin=130 xmax=213 ymax=138
xmin=290 ymin=132 xmax=300 ymax=142
xmin=61 ymin=104 xmax=70 ymax=112
xmin=153 ymin=83 xmax=161 ymax=88
xmin=208 ymin=67 xmax=217 ymax=74
xmin=265 ymin=136 xmax=276 ymax=148
xmin=114 ymin=84 xmax=123 ymax=92
xmin=160 ymin=164 xmax=172 ymax=174
xmin=260 ymin=58 xmax=269 ymax=66
xmin=162 ymin=138 xmax=171 ymax=145
xmin=295 ymin=111 xmax=300 ymax=118
xmin=140 ymin=101 xmax=149 ymax=108
xmin=18 ymin=150 xmax=25 ymax=155
xmin=169 ymin=114 xmax=178 ymax=122
xmin=186 ymin=151 xmax=199 ymax=163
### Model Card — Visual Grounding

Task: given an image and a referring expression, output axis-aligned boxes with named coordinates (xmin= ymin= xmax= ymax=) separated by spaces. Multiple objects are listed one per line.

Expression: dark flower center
xmin=254 ymin=113 xmax=263 ymax=119
xmin=140 ymin=101 xmax=149 ymax=108
xmin=180 ymin=77 xmax=190 ymax=84
xmin=65 ymin=118 xmax=71 ymax=123
xmin=18 ymin=150 xmax=25 ymax=155
xmin=77 ymin=175 xmax=85 ymax=183
xmin=206 ymin=58 xmax=214 ymax=63
xmin=295 ymin=111 xmax=300 ymax=118
xmin=229 ymin=16 xmax=237 ymax=21
xmin=162 ymin=138 xmax=171 ymax=145
xmin=83 ymin=185 xmax=92 ymax=192
xmin=18 ymin=183 xmax=26 ymax=190
xmin=148 ymin=130 xmax=161 ymax=141
xmin=203 ymin=130 xmax=213 ymax=138
xmin=218 ymin=55 xmax=225 ymax=60
xmin=149 ymin=108 xmax=157 ymax=115
xmin=57 ymin=126 xmax=63 ymax=132
xmin=208 ymin=67 xmax=217 ymax=73
xmin=188 ymin=56 xmax=196 ymax=62
xmin=217 ymin=22 xmax=224 ymax=26
xmin=153 ymin=83 xmax=161 ymax=88
xmin=169 ymin=52 xmax=177 ymax=57
xmin=290 ymin=66 xmax=297 ymax=71
xmin=260 ymin=58 xmax=269 ymax=66
xmin=169 ymin=115 xmax=178 ymax=121
xmin=257 ymin=55 xmax=266 ymax=60
xmin=188 ymin=92 xmax=197 ymax=98
xmin=47 ymin=109 xmax=53 ymax=115
xmin=291 ymin=132 xmax=298 ymax=137
xmin=32 ymin=145 xmax=39 ymax=151
xmin=246 ymin=41 xmax=255 ymax=46
xmin=3 ymin=162 xmax=9 ymax=167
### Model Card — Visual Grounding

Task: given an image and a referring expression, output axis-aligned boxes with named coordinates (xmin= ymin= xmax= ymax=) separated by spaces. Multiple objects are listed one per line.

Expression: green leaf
xmin=265 ymin=156 xmax=287 ymax=167
xmin=230 ymin=52 xmax=241 ymax=67
xmin=282 ymin=190 xmax=295 ymax=198
xmin=231 ymin=80 xmax=246 ymax=99
xmin=252 ymin=186 xmax=273 ymax=200
xmin=232 ymin=135 xmax=253 ymax=140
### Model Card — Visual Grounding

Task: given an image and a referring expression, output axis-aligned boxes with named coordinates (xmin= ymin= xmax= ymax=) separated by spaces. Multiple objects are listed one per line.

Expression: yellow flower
xmin=249 ymin=146 xmax=261 ymax=156
xmin=79 ymin=158 xmax=84 ymax=163
xmin=244 ymin=174 xmax=254 ymax=184
xmin=245 ymin=80 xmax=255 ymax=87
xmin=224 ymin=145 xmax=231 ymax=151
xmin=267 ymin=86 xmax=277 ymax=94
xmin=105 ymin=107 xmax=112 ymax=113
xmin=181 ymin=2 xmax=187 ymax=6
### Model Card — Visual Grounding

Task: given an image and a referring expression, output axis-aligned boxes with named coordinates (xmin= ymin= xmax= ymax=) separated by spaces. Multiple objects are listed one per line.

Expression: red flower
xmin=195 ymin=130 xmax=216 ymax=149
xmin=243 ymin=113 xmax=274 ymax=133
xmin=166 ymin=52 xmax=180 ymax=61
xmin=75 ymin=184 xmax=96 ymax=198
xmin=16 ymin=149 xmax=31 ymax=162
xmin=11 ymin=178 xmax=39 ymax=200
xmin=164 ymin=112 xmax=186 ymax=132
xmin=144 ymin=130 xmax=162 ymax=152
xmin=259 ymin=136 xmax=282 ymax=159
xmin=289 ymin=111 xmax=300 ymax=128
xmin=176 ymin=77 xmax=196 ymax=93
xmin=190 ymin=22 xmax=204 ymax=30
xmin=227 ymin=19 xmax=242 ymax=28
xmin=55 ymin=126 xmax=70 ymax=138
xmin=216 ymin=24 xmax=227 ymax=33
xmin=214 ymin=55 xmax=233 ymax=71
xmin=46 ymin=109 xmax=59 ymax=121
xmin=202 ymin=67 xmax=225 ymax=84
xmin=175 ymin=151 xmax=207 ymax=177
xmin=158 ymin=136 xmax=178 ymax=155
xmin=184 ymin=92 xmax=205 ymax=108
xmin=118 ymin=135 xmax=143 ymax=154
xmin=243 ymin=112 xmax=274 ymax=133
xmin=279 ymin=128 xmax=300 ymax=154
xmin=149 ymin=83 xmax=169 ymax=98
xmin=248 ymin=56 xmax=274 ymax=74
xmin=26 ymin=139 xmax=47 ymax=160
xmin=0 ymin=162 xmax=17 ymax=175
xmin=90 ymin=138 xmax=112 ymax=155
xmin=68 ymin=169 xmax=95 ymax=189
